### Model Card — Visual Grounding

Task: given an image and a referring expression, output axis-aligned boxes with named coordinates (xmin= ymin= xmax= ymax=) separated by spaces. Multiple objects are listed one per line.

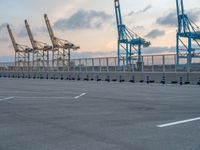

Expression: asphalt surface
xmin=0 ymin=78 xmax=200 ymax=150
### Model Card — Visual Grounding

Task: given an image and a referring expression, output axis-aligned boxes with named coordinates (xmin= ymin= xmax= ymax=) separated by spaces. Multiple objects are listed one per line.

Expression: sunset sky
xmin=0 ymin=0 xmax=200 ymax=61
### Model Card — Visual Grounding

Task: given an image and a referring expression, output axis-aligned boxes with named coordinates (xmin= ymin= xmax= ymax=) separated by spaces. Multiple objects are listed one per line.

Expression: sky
xmin=0 ymin=0 xmax=200 ymax=61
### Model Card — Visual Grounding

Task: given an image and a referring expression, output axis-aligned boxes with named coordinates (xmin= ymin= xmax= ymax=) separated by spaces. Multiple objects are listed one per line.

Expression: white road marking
xmin=0 ymin=97 xmax=15 ymax=101
xmin=74 ymin=93 xmax=86 ymax=99
xmin=157 ymin=117 xmax=200 ymax=128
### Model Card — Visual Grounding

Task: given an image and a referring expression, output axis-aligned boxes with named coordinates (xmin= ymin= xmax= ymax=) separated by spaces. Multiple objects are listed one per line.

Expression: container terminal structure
xmin=176 ymin=0 xmax=200 ymax=66
xmin=24 ymin=19 xmax=52 ymax=71
xmin=0 ymin=0 xmax=200 ymax=85
xmin=6 ymin=14 xmax=80 ymax=72
xmin=114 ymin=0 xmax=150 ymax=67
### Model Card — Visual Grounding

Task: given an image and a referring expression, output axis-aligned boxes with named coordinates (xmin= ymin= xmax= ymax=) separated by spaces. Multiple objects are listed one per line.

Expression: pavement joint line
xmin=157 ymin=117 xmax=200 ymax=128
xmin=0 ymin=97 xmax=15 ymax=101
xmin=15 ymin=97 xmax=72 ymax=99
xmin=74 ymin=93 xmax=86 ymax=99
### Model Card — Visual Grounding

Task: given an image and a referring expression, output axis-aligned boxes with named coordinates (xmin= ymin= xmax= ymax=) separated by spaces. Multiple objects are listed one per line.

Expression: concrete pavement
xmin=0 ymin=78 xmax=200 ymax=150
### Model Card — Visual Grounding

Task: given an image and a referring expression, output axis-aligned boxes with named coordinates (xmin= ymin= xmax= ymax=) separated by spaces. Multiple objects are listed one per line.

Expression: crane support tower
xmin=114 ymin=0 xmax=150 ymax=67
xmin=25 ymin=20 xmax=52 ymax=71
xmin=44 ymin=14 xmax=80 ymax=70
xmin=7 ymin=25 xmax=32 ymax=71
xmin=176 ymin=0 xmax=200 ymax=66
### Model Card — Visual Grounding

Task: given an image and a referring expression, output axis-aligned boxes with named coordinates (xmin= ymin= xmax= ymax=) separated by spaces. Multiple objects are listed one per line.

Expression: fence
xmin=0 ymin=54 xmax=200 ymax=72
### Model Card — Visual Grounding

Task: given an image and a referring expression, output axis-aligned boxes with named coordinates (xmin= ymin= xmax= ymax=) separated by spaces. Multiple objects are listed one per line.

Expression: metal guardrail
xmin=0 ymin=54 xmax=200 ymax=72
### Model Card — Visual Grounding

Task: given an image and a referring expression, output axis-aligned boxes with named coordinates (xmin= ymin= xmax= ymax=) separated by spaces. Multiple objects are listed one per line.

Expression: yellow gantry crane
xmin=25 ymin=20 xmax=52 ymax=71
xmin=7 ymin=24 xmax=32 ymax=71
xmin=44 ymin=14 xmax=80 ymax=70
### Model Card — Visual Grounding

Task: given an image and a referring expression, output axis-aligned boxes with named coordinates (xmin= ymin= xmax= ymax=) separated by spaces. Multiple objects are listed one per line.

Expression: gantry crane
xmin=114 ymin=0 xmax=150 ymax=67
xmin=7 ymin=24 xmax=32 ymax=71
xmin=44 ymin=14 xmax=80 ymax=70
xmin=176 ymin=0 xmax=200 ymax=66
xmin=25 ymin=20 xmax=52 ymax=70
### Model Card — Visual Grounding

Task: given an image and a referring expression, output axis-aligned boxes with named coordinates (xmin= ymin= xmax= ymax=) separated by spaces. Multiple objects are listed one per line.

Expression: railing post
xmin=85 ymin=59 xmax=88 ymax=72
xmin=79 ymin=59 xmax=81 ymax=72
xmin=67 ymin=60 xmax=70 ymax=72
xmin=123 ymin=57 xmax=125 ymax=72
xmin=92 ymin=58 xmax=95 ymax=72
xmin=142 ymin=56 xmax=144 ymax=73
xmin=163 ymin=55 xmax=165 ymax=72
xmin=174 ymin=55 xmax=177 ymax=72
xmin=187 ymin=60 xmax=191 ymax=73
xmin=115 ymin=57 xmax=117 ymax=72
xmin=132 ymin=58 xmax=135 ymax=72
xmin=152 ymin=55 xmax=154 ymax=72
xmin=106 ymin=58 xmax=109 ymax=72
xmin=73 ymin=60 xmax=75 ymax=72
xmin=99 ymin=58 xmax=102 ymax=72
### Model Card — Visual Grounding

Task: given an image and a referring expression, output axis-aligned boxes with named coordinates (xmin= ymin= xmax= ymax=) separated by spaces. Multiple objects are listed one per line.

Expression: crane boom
xmin=114 ymin=0 xmax=123 ymax=38
xmin=7 ymin=24 xmax=32 ymax=52
xmin=44 ymin=14 xmax=57 ymax=47
xmin=24 ymin=19 xmax=53 ymax=70
xmin=7 ymin=25 xmax=18 ymax=52
xmin=44 ymin=14 xmax=80 ymax=69
xmin=25 ymin=20 xmax=37 ymax=49
xmin=44 ymin=14 xmax=80 ymax=50
xmin=25 ymin=19 xmax=52 ymax=51
xmin=7 ymin=24 xmax=32 ymax=71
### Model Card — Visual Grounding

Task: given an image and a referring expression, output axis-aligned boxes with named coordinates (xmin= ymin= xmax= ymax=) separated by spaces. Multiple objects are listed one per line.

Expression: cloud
xmin=17 ymin=27 xmax=27 ymax=38
xmin=72 ymin=47 xmax=175 ymax=59
xmin=133 ymin=26 xmax=145 ymax=30
xmin=143 ymin=46 xmax=175 ymax=54
xmin=187 ymin=8 xmax=200 ymax=22
xmin=142 ymin=5 xmax=152 ymax=13
xmin=17 ymin=25 xmax=47 ymax=38
xmin=145 ymin=29 xmax=165 ymax=39
xmin=156 ymin=8 xmax=200 ymax=27
xmin=127 ymin=11 xmax=135 ymax=17
xmin=156 ymin=11 xmax=177 ymax=27
xmin=72 ymin=51 xmax=116 ymax=59
xmin=0 ymin=55 xmax=14 ymax=62
xmin=127 ymin=4 xmax=152 ymax=16
xmin=0 ymin=47 xmax=176 ymax=61
xmin=34 ymin=26 xmax=48 ymax=33
xmin=0 ymin=23 xmax=9 ymax=42
xmin=75 ymin=48 xmax=174 ymax=58
xmin=54 ymin=9 xmax=112 ymax=30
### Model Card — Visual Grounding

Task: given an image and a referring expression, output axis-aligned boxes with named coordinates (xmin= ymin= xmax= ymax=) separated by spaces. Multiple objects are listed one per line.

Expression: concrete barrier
xmin=0 ymin=71 xmax=200 ymax=85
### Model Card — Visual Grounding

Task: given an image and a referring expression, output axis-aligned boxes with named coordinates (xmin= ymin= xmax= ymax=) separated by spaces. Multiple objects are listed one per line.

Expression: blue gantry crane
xmin=114 ymin=0 xmax=150 ymax=66
xmin=176 ymin=0 xmax=200 ymax=65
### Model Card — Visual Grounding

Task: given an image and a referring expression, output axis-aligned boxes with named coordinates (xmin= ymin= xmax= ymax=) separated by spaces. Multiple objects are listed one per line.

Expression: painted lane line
xmin=74 ymin=93 xmax=86 ymax=99
xmin=0 ymin=97 xmax=15 ymax=101
xmin=157 ymin=117 xmax=200 ymax=128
